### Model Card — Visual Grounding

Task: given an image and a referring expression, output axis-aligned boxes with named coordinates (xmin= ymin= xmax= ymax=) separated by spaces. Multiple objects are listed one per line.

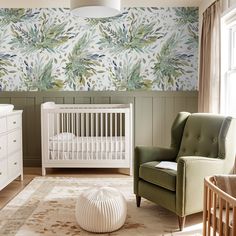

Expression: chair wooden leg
xmin=178 ymin=216 xmax=186 ymax=231
xmin=136 ymin=195 xmax=141 ymax=207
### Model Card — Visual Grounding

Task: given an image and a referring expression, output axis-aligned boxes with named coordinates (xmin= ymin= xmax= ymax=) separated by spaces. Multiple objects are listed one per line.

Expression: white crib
xmin=41 ymin=102 xmax=133 ymax=175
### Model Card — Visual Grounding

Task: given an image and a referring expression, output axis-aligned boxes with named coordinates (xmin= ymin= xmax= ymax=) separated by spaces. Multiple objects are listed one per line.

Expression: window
xmin=221 ymin=9 xmax=236 ymax=116
xmin=231 ymin=27 xmax=236 ymax=68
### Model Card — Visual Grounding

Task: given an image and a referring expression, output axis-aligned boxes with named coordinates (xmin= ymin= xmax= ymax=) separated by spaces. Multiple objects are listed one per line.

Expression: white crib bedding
xmin=49 ymin=136 xmax=125 ymax=152
xmin=49 ymin=151 xmax=126 ymax=160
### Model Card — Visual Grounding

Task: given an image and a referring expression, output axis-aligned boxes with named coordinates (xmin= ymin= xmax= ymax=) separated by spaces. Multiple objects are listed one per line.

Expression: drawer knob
xmin=0 ymin=147 xmax=1 ymax=150
xmin=14 ymin=162 xmax=17 ymax=165
xmin=13 ymin=140 xmax=17 ymax=143
xmin=13 ymin=121 xmax=16 ymax=124
xmin=0 ymin=172 xmax=1 ymax=175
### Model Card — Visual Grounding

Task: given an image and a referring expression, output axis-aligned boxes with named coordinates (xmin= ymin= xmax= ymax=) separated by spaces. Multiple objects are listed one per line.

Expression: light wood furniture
xmin=0 ymin=110 xmax=23 ymax=191
xmin=203 ymin=176 xmax=236 ymax=236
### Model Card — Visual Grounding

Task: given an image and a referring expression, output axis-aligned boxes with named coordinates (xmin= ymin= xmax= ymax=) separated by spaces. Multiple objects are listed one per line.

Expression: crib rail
xmin=203 ymin=176 xmax=236 ymax=236
xmin=41 ymin=102 xmax=133 ymax=175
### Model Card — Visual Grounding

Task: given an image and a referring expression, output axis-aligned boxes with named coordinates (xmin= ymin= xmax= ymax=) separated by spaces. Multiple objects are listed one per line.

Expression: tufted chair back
xmin=176 ymin=113 xmax=232 ymax=161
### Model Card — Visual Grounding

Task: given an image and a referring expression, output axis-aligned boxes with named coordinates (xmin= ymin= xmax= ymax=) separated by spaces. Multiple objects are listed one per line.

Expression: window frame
xmin=221 ymin=7 xmax=236 ymax=116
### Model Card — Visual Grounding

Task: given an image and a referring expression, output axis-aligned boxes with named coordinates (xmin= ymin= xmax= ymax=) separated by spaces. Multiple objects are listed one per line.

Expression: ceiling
xmin=0 ymin=0 xmax=202 ymax=8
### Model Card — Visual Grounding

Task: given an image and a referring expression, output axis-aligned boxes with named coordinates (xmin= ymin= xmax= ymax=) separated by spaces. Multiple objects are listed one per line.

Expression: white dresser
xmin=0 ymin=110 xmax=23 ymax=191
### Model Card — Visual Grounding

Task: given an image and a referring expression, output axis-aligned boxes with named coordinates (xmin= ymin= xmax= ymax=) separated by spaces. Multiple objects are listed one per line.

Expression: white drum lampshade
xmin=70 ymin=0 xmax=121 ymax=18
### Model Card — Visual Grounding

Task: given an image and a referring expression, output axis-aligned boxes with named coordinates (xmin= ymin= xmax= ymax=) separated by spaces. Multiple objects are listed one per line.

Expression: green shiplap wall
xmin=0 ymin=91 xmax=197 ymax=166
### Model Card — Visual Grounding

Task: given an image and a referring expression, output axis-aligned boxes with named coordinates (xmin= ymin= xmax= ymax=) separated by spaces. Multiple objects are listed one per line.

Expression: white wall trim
xmin=0 ymin=0 xmax=201 ymax=8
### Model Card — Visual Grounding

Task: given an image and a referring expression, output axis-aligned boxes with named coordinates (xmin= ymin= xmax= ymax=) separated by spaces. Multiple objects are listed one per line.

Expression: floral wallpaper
xmin=0 ymin=7 xmax=198 ymax=91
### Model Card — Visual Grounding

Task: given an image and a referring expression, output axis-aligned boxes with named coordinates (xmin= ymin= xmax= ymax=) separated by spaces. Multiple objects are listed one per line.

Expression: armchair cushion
xmin=139 ymin=161 xmax=176 ymax=191
xmin=176 ymin=114 xmax=227 ymax=161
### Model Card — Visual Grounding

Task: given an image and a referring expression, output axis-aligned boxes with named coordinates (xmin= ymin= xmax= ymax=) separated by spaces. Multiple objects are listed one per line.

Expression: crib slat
xmin=48 ymin=113 xmax=51 ymax=161
xmin=86 ymin=113 xmax=89 ymax=137
xmin=105 ymin=112 xmax=108 ymax=160
xmin=57 ymin=113 xmax=59 ymax=161
xmin=115 ymin=113 xmax=117 ymax=160
xmin=120 ymin=112 xmax=122 ymax=160
xmin=110 ymin=113 xmax=112 ymax=160
xmin=225 ymin=201 xmax=230 ymax=236
xmin=101 ymin=112 xmax=103 ymax=160
xmin=207 ymin=188 xmax=212 ymax=236
xmin=51 ymin=113 xmax=54 ymax=161
xmin=91 ymin=113 xmax=93 ymax=157
xmin=96 ymin=113 xmax=98 ymax=160
xmin=67 ymin=112 xmax=69 ymax=132
xmin=72 ymin=113 xmax=74 ymax=160
xmin=77 ymin=112 xmax=80 ymax=136
xmin=61 ymin=113 xmax=64 ymax=160
xmin=233 ymin=206 xmax=236 ymax=236
xmin=213 ymin=192 xmax=217 ymax=236
xmin=81 ymin=113 xmax=84 ymax=160
xmin=67 ymin=113 xmax=69 ymax=160
xmin=125 ymin=109 xmax=129 ymax=162
xmin=86 ymin=113 xmax=89 ymax=160
xmin=76 ymin=113 xmax=79 ymax=160
xmin=219 ymin=197 xmax=223 ymax=236
xmin=81 ymin=113 xmax=84 ymax=137
xmin=203 ymin=182 xmax=208 ymax=236
xmin=85 ymin=113 xmax=91 ymax=160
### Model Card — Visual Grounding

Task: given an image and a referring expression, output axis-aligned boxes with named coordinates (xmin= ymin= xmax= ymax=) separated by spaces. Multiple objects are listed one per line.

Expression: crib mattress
xmin=49 ymin=136 xmax=126 ymax=152
xmin=49 ymin=151 xmax=126 ymax=161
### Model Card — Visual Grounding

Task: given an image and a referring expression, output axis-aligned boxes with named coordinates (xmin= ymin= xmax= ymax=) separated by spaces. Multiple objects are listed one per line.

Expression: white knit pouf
xmin=75 ymin=187 xmax=127 ymax=233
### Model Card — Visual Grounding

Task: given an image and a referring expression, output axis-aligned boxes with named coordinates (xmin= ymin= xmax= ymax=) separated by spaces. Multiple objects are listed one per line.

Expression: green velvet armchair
xmin=134 ymin=112 xmax=236 ymax=230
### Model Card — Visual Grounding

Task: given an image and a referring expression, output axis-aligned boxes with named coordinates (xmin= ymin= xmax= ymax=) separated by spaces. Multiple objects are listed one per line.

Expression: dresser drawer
xmin=8 ymin=152 xmax=21 ymax=179
xmin=0 ymin=117 xmax=7 ymax=134
xmin=7 ymin=130 xmax=21 ymax=154
xmin=7 ymin=114 xmax=21 ymax=130
xmin=0 ymin=135 xmax=7 ymax=158
xmin=0 ymin=158 xmax=8 ymax=188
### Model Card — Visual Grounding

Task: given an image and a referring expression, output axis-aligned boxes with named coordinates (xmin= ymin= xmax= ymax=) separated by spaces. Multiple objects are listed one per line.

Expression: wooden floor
xmin=0 ymin=167 xmax=203 ymax=231
xmin=0 ymin=167 xmax=129 ymax=209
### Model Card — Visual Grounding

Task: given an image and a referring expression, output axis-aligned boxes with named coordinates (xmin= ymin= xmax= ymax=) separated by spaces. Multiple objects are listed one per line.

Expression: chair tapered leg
xmin=136 ymin=195 xmax=141 ymax=207
xmin=178 ymin=216 xmax=186 ymax=231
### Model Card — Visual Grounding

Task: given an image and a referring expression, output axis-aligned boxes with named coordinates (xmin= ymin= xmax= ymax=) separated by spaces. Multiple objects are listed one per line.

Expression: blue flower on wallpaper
xmin=0 ymin=7 xmax=199 ymax=91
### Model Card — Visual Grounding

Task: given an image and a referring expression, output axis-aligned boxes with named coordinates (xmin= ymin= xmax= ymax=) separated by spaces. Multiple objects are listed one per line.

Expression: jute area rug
xmin=0 ymin=177 xmax=202 ymax=236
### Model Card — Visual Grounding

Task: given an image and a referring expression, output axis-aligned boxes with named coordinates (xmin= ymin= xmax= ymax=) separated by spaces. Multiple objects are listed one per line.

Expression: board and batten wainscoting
xmin=0 ymin=91 xmax=197 ymax=167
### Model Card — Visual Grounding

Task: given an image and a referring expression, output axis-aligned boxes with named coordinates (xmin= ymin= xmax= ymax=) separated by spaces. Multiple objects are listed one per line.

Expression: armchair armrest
xmin=176 ymin=156 xmax=225 ymax=216
xmin=135 ymin=146 xmax=177 ymax=164
xmin=134 ymin=146 xmax=177 ymax=194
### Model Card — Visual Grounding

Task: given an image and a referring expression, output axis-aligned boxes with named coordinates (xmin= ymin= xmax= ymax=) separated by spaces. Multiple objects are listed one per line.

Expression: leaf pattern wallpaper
xmin=0 ymin=7 xmax=198 ymax=91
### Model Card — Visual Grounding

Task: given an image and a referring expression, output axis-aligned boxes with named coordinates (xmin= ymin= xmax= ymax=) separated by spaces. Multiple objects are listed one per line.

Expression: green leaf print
xmin=0 ymin=9 xmax=38 ymax=27
xmin=98 ymin=14 xmax=164 ymax=53
xmin=111 ymin=60 xmax=152 ymax=91
xmin=153 ymin=33 xmax=193 ymax=90
xmin=65 ymin=33 xmax=104 ymax=90
xmin=174 ymin=7 xmax=198 ymax=25
xmin=23 ymin=59 xmax=64 ymax=91
xmin=10 ymin=15 xmax=75 ymax=53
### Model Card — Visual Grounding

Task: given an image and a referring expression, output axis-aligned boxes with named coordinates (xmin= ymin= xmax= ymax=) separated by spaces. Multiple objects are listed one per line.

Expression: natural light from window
xmin=221 ymin=7 xmax=236 ymax=117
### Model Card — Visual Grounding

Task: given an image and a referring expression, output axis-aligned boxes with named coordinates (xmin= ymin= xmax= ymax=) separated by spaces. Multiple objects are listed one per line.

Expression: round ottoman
xmin=75 ymin=187 xmax=127 ymax=233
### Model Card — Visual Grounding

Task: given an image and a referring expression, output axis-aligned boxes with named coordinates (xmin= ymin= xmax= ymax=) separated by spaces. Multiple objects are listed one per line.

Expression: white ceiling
xmin=0 ymin=0 xmax=202 ymax=8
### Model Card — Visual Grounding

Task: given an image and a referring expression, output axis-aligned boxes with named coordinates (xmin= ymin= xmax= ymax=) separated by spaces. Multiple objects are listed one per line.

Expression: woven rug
xmin=0 ymin=177 xmax=202 ymax=236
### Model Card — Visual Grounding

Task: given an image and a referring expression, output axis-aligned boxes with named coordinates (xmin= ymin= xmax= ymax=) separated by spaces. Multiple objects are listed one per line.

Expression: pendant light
xmin=70 ymin=0 xmax=121 ymax=18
